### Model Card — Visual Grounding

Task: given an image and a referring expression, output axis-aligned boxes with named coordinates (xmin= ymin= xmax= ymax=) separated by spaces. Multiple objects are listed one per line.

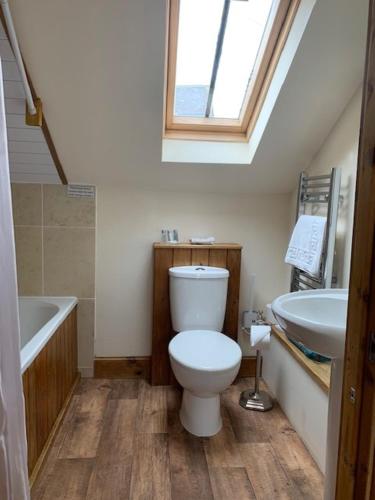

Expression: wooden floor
xmin=31 ymin=378 xmax=324 ymax=500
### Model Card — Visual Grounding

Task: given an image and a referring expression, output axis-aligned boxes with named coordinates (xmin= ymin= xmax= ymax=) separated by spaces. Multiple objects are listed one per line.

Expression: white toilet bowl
xmin=169 ymin=329 xmax=241 ymax=437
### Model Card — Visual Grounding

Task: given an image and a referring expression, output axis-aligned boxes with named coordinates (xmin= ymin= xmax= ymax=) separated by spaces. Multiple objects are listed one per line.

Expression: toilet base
xmin=180 ymin=389 xmax=222 ymax=437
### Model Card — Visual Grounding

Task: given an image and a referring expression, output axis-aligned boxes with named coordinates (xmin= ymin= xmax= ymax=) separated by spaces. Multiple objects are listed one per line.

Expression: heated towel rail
xmin=290 ymin=167 xmax=341 ymax=291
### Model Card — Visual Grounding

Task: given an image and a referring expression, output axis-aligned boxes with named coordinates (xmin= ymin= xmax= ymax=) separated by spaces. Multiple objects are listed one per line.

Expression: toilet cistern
xmin=169 ymin=265 xmax=230 ymax=332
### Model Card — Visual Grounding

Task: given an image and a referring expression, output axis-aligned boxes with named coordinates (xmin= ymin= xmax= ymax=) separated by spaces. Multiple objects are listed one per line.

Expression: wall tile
xmin=14 ymin=226 xmax=43 ymax=295
xmin=12 ymin=182 xmax=96 ymax=374
xmin=11 ymin=184 xmax=42 ymax=226
xmin=44 ymin=227 xmax=95 ymax=298
xmin=43 ymin=185 xmax=95 ymax=227
xmin=77 ymin=299 xmax=95 ymax=375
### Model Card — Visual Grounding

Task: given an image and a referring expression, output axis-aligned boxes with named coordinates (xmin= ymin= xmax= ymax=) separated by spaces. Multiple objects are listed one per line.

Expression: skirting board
xmin=94 ymin=357 xmax=151 ymax=379
xmin=79 ymin=366 xmax=94 ymax=378
xmin=94 ymin=356 xmax=256 ymax=380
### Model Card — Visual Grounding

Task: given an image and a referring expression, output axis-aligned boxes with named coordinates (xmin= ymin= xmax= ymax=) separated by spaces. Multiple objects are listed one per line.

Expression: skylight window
xmin=165 ymin=0 xmax=299 ymax=141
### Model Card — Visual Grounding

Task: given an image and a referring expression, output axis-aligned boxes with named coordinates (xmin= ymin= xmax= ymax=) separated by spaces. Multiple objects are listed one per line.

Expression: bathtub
xmin=19 ymin=296 xmax=78 ymax=373
xmin=20 ymin=296 xmax=79 ymax=479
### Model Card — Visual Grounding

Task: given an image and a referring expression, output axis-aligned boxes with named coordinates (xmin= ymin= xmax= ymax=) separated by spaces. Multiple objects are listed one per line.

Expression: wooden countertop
xmin=271 ymin=325 xmax=331 ymax=393
xmin=154 ymin=242 xmax=242 ymax=250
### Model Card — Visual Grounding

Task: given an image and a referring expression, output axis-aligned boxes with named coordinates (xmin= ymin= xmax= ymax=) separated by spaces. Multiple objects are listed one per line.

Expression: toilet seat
xmin=169 ymin=330 xmax=241 ymax=372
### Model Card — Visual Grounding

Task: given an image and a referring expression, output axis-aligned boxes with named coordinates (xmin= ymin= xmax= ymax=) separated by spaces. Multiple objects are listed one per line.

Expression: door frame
xmin=336 ymin=0 xmax=375 ymax=497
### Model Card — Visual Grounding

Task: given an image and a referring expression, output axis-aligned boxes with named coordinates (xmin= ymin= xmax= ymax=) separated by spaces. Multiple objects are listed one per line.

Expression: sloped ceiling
xmin=7 ymin=0 xmax=368 ymax=193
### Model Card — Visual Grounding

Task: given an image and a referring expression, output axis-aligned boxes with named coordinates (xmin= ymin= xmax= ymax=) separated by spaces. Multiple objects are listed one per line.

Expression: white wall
xmin=95 ymin=187 xmax=291 ymax=357
xmin=263 ymin=337 xmax=328 ymax=472
xmin=290 ymin=87 xmax=362 ymax=287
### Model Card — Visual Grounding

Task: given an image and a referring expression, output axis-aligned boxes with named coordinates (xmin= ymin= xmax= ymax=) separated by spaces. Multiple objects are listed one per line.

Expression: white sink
xmin=271 ymin=288 xmax=348 ymax=500
xmin=272 ymin=288 xmax=348 ymax=358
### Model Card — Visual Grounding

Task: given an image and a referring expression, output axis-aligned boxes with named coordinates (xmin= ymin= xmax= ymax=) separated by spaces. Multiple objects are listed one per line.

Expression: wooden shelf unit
xmin=151 ymin=243 xmax=242 ymax=385
xmin=154 ymin=242 xmax=242 ymax=250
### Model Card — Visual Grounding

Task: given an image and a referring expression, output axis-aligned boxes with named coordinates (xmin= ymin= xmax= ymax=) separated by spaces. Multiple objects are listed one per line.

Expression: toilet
xmin=168 ymin=266 xmax=241 ymax=437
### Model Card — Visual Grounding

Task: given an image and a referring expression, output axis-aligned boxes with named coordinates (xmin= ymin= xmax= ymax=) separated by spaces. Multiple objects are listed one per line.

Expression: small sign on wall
xmin=67 ymin=185 xmax=96 ymax=199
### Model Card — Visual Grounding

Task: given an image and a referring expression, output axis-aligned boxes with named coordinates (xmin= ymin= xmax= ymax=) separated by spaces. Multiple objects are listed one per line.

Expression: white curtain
xmin=0 ymin=58 xmax=30 ymax=500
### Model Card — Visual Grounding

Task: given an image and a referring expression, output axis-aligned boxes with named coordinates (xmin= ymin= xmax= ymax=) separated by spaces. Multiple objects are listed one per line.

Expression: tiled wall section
xmin=11 ymin=183 xmax=96 ymax=377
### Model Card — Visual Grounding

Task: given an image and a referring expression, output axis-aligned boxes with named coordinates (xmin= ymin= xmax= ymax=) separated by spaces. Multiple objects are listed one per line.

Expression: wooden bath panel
xmin=151 ymin=243 xmax=242 ymax=385
xmin=22 ymin=306 xmax=78 ymax=480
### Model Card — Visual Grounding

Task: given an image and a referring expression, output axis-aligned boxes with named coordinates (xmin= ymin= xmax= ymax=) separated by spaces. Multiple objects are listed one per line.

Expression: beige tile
xmin=14 ymin=226 xmax=43 ymax=295
xmin=11 ymin=183 xmax=42 ymax=226
xmin=43 ymin=185 xmax=96 ymax=227
xmin=44 ymin=227 xmax=95 ymax=297
xmin=77 ymin=299 xmax=95 ymax=374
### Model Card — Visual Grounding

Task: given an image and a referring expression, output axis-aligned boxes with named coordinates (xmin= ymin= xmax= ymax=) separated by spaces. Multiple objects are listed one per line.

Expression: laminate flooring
xmin=31 ymin=378 xmax=324 ymax=500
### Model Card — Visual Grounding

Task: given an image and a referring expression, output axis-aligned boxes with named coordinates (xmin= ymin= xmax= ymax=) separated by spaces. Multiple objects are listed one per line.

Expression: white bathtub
xmin=19 ymin=296 xmax=78 ymax=373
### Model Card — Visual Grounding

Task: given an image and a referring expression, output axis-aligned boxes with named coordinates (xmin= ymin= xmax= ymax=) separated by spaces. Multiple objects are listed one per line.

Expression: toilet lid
xmin=169 ymin=330 xmax=242 ymax=371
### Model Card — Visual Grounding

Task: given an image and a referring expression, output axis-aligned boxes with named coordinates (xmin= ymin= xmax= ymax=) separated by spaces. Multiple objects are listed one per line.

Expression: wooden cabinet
xmin=151 ymin=243 xmax=242 ymax=385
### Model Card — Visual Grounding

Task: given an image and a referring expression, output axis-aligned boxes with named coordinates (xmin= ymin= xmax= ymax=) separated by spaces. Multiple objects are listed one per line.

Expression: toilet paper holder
xmin=239 ymin=311 xmax=273 ymax=412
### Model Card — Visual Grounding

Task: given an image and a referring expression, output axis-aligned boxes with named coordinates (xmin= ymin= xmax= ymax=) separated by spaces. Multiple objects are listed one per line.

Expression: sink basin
xmin=272 ymin=288 xmax=348 ymax=500
xmin=272 ymin=288 xmax=348 ymax=358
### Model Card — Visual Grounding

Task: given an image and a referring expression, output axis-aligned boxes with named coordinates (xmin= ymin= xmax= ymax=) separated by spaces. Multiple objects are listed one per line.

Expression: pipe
xmin=1 ymin=0 xmax=36 ymax=115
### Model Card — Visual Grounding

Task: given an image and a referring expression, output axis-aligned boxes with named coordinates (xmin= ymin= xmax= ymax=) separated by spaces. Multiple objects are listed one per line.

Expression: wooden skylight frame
xmin=164 ymin=0 xmax=300 ymax=142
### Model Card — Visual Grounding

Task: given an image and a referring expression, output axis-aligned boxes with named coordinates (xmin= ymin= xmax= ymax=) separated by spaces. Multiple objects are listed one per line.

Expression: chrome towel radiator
xmin=290 ymin=167 xmax=341 ymax=291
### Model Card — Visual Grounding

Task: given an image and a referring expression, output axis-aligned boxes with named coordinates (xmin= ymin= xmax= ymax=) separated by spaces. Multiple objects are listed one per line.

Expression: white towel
xmin=190 ymin=237 xmax=215 ymax=245
xmin=285 ymin=215 xmax=326 ymax=277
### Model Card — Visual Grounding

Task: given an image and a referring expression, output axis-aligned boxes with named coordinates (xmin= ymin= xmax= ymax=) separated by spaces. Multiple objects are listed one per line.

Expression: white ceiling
xmin=7 ymin=0 xmax=368 ymax=193
xmin=0 ymin=23 xmax=60 ymax=183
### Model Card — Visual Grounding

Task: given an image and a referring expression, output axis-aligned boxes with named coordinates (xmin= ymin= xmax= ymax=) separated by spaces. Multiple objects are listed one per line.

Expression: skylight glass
xmin=174 ymin=0 xmax=274 ymax=120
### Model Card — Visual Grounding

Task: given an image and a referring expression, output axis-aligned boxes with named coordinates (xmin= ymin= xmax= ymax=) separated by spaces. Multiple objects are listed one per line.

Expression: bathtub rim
xmin=20 ymin=296 xmax=78 ymax=373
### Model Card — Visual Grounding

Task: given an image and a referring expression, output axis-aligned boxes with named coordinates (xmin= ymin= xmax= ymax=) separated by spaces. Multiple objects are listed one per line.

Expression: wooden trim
xmin=239 ymin=0 xmax=293 ymax=130
xmin=238 ymin=356 xmax=257 ymax=378
xmin=154 ymin=242 xmax=242 ymax=250
xmin=25 ymin=97 xmax=42 ymax=126
xmin=164 ymin=0 xmax=299 ymax=140
xmin=39 ymin=116 xmax=68 ymax=184
xmin=272 ymin=326 xmax=330 ymax=393
xmin=165 ymin=0 xmax=179 ymax=129
xmin=29 ymin=373 xmax=80 ymax=489
xmin=0 ymin=6 xmax=68 ymax=184
xmin=170 ymin=115 xmax=242 ymax=130
xmin=224 ymin=249 xmax=242 ymax=341
xmin=163 ymin=129 xmax=249 ymax=143
xmin=94 ymin=357 xmax=151 ymax=379
xmin=152 ymin=247 xmax=174 ymax=385
xmin=162 ymin=0 xmax=171 ymax=134
xmin=245 ymin=0 xmax=301 ymax=141
xmin=336 ymin=0 xmax=375 ymax=496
